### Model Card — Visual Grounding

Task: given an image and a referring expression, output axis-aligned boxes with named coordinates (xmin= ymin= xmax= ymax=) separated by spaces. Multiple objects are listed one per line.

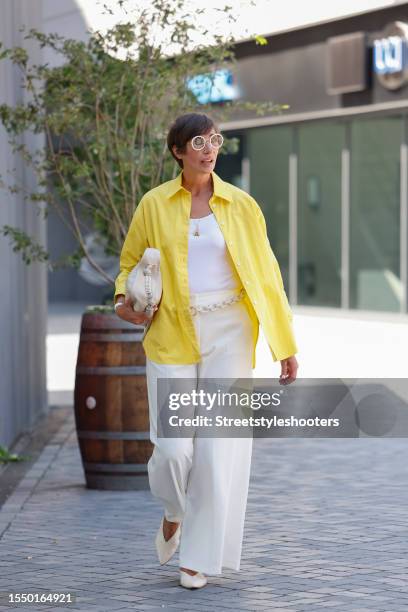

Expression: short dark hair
xmin=167 ymin=113 xmax=219 ymax=169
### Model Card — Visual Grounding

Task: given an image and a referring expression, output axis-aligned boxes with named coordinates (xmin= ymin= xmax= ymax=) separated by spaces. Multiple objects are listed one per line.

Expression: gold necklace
xmin=191 ymin=212 xmax=213 ymax=237
xmin=190 ymin=187 xmax=214 ymax=237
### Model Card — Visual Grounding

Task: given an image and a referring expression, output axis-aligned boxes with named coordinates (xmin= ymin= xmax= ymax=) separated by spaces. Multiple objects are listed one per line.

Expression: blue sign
xmin=186 ymin=69 xmax=238 ymax=104
xmin=373 ymin=35 xmax=408 ymax=74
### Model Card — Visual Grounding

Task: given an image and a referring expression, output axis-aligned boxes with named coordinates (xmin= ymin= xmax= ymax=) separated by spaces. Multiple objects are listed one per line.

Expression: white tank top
xmin=187 ymin=213 xmax=242 ymax=293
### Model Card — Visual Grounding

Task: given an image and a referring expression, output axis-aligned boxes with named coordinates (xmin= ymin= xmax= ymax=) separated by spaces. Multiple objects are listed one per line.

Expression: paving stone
xmin=2 ymin=416 xmax=408 ymax=611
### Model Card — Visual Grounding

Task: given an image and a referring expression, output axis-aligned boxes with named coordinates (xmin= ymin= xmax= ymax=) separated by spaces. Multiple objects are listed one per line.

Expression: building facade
xmin=216 ymin=4 xmax=408 ymax=315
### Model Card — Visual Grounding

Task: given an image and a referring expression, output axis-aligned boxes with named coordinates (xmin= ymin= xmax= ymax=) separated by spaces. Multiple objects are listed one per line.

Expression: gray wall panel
xmin=0 ymin=0 xmax=48 ymax=447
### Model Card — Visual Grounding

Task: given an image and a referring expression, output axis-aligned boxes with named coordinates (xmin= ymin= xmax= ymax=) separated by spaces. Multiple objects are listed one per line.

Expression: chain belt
xmin=189 ymin=287 xmax=246 ymax=316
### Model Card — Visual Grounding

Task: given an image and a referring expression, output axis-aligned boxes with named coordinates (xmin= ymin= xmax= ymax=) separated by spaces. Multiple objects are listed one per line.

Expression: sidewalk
xmin=1 ymin=304 xmax=408 ymax=611
xmin=1 ymin=409 xmax=408 ymax=611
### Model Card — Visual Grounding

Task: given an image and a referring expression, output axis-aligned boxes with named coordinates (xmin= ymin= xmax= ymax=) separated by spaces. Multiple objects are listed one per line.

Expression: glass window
xmin=221 ymin=114 xmax=405 ymax=314
xmin=297 ymin=122 xmax=344 ymax=306
xmin=350 ymin=117 xmax=402 ymax=312
xmin=247 ymin=126 xmax=292 ymax=289
xmin=215 ymin=131 xmax=244 ymax=189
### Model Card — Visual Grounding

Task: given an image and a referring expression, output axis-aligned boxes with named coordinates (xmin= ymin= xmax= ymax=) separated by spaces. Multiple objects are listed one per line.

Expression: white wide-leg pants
xmin=146 ymin=287 xmax=254 ymax=575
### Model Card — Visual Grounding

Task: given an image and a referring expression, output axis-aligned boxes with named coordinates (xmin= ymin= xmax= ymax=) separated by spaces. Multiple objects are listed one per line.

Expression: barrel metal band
xmin=77 ymin=431 xmax=150 ymax=440
xmin=79 ymin=333 xmax=142 ymax=342
xmin=83 ymin=462 xmax=147 ymax=473
xmin=76 ymin=366 xmax=146 ymax=376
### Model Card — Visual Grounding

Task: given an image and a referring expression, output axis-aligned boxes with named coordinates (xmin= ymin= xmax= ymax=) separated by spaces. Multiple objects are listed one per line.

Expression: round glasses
xmin=190 ymin=133 xmax=224 ymax=151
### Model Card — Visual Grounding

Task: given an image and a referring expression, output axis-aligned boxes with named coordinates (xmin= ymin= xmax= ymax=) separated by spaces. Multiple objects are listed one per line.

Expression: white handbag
xmin=126 ymin=247 xmax=163 ymax=324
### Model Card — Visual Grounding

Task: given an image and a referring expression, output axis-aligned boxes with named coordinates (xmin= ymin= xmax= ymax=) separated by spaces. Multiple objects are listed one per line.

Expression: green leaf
xmin=254 ymin=35 xmax=268 ymax=46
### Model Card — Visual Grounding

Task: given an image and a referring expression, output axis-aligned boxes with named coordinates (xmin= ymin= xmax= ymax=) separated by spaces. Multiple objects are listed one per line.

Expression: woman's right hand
xmin=115 ymin=295 xmax=157 ymax=325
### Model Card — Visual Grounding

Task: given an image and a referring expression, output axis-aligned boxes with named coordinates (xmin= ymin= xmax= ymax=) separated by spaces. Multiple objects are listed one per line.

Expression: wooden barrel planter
xmin=74 ymin=308 xmax=153 ymax=490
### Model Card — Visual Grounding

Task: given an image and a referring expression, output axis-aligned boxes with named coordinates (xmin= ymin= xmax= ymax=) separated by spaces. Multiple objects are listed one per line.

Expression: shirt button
xmin=253 ymin=299 xmax=257 ymax=304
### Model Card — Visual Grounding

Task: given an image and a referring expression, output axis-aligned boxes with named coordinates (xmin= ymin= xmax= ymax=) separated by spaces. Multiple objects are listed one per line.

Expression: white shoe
xmin=155 ymin=516 xmax=181 ymax=565
xmin=179 ymin=569 xmax=208 ymax=589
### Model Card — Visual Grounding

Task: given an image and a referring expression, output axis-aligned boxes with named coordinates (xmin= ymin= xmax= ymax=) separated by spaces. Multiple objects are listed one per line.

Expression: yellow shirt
xmin=114 ymin=170 xmax=298 ymax=369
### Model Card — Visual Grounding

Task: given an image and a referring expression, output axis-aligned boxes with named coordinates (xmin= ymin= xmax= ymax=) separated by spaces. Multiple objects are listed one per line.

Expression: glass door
xmin=350 ymin=116 xmax=402 ymax=312
xmin=297 ymin=122 xmax=344 ymax=306
xmin=247 ymin=125 xmax=292 ymax=289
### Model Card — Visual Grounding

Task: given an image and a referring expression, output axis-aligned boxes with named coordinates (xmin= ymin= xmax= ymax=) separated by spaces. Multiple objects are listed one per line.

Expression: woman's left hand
xmin=279 ymin=355 xmax=298 ymax=385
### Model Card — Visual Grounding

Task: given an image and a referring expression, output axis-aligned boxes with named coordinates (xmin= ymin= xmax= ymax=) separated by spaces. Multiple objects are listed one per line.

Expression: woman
xmin=114 ymin=112 xmax=299 ymax=589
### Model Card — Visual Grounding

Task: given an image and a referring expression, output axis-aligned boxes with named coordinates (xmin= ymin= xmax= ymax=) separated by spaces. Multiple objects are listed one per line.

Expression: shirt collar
xmin=166 ymin=170 xmax=233 ymax=203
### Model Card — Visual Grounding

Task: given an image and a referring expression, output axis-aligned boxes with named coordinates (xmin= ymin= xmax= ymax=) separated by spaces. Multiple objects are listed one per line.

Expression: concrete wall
xmin=0 ymin=0 xmax=48 ymax=447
